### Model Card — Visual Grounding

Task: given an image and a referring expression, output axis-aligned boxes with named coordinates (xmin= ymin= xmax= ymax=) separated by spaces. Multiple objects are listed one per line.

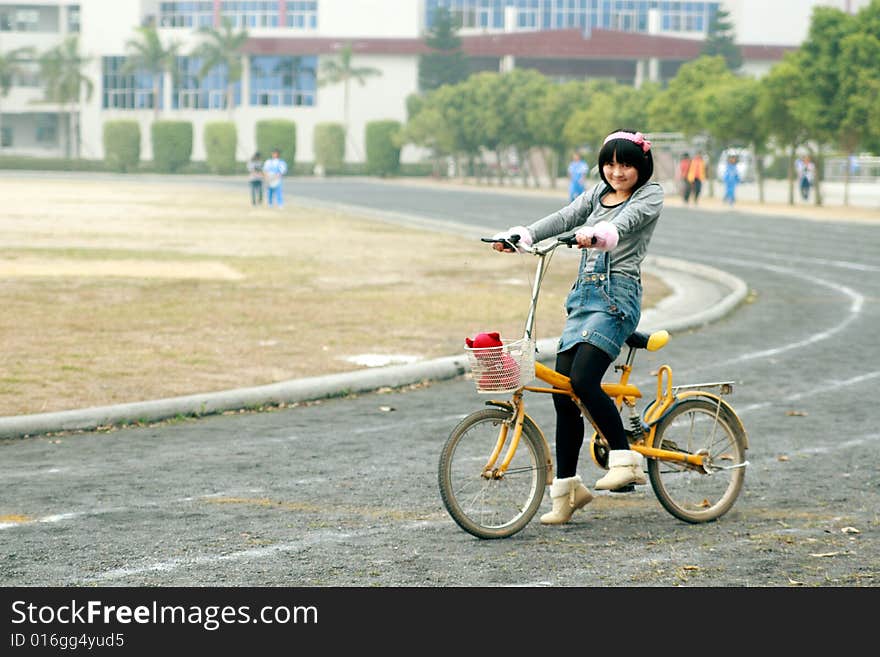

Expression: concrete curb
xmin=0 ymin=256 xmax=748 ymax=439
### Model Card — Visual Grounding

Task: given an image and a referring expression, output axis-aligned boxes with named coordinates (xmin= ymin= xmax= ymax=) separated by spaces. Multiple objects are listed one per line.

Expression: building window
xmin=173 ymin=56 xmax=241 ymax=109
xmin=424 ymin=0 xmax=718 ymax=36
xmin=249 ymin=55 xmax=317 ymax=107
xmin=284 ymin=1 xmax=318 ymax=29
xmin=35 ymin=114 xmax=58 ymax=144
xmin=68 ymin=5 xmax=80 ymax=32
xmin=1 ymin=126 xmax=12 ymax=147
xmin=102 ymin=56 xmax=163 ymax=110
xmin=159 ymin=2 xmax=214 ymax=28
xmin=221 ymin=1 xmax=279 ymax=28
xmin=0 ymin=5 xmax=58 ymax=32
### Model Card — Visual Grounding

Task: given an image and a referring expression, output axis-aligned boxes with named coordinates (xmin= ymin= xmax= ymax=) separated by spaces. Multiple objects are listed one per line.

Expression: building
xmin=0 ymin=0 xmax=870 ymax=164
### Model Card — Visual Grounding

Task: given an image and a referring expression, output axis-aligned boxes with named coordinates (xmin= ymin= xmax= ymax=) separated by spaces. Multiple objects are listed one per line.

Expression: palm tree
xmin=318 ymin=42 xmax=381 ymax=159
xmin=123 ymin=25 xmax=180 ymax=118
xmin=0 ymin=46 xmax=35 ymax=151
xmin=38 ymin=36 xmax=93 ymax=159
xmin=191 ymin=18 xmax=249 ymax=118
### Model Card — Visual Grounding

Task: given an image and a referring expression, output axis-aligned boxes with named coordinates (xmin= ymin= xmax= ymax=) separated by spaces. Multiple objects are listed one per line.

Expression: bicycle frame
xmin=478 ymin=237 xmax=745 ymax=483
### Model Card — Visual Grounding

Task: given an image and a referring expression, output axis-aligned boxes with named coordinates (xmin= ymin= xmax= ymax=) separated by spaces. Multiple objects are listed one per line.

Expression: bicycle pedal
xmin=609 ymin=484 xmax=636 ymax=493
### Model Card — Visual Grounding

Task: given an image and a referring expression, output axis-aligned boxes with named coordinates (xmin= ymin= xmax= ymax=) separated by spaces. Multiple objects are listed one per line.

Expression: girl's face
xmin=602 ymin=154 xmax=639 ymax=194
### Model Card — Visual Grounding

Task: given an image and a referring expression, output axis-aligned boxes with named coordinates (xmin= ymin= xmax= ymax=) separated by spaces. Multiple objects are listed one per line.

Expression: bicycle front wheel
xmin=438 ymin=408 xmax=549 ymax=539
xmin=648 ymin=398 xmax=746 ymax=523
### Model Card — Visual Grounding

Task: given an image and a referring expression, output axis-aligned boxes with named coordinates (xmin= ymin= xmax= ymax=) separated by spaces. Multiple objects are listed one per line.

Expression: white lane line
xmin=724 ymin=371 xmax=880 ymax=417
xmin=685 ymin=257 xmax=864 ymax=369
xmin=0 ymin=491 xmax=269 ymax=531
xmin=352 ymin=413 xmax=469 ymax=434
xmin=0 ymin=466 xmax=70 ymax=481
xmin=93 ymin=528 xmax=370 ymax=582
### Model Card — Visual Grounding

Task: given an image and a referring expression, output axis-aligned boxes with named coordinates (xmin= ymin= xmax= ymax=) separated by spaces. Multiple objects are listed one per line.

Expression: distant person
xmin=678 ymin=152 xmax=692 ymax=203
xmin=263 ymin=148 xmax=288 ymax=208
xmin=247 ymin=151 xmax=264 ymax=206
xmin=567 ymin=151 xmax=589 ymax=201
xmin=687 ymin=152 xmax=706 ymax=204
xmin=797 ymin=154 xmax=815 ymax=201
xmin=722 ymin=154 xmax=741 ymax=206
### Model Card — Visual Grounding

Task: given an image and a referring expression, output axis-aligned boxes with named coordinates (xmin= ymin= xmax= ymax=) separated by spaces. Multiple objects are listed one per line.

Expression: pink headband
xmin=604 ymin=131 xmax=652 ymax=153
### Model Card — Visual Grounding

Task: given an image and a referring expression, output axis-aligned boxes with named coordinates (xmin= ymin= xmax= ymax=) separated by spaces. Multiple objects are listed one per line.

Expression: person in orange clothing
xmin=678 ymin=152 xmax=692 ymax=203
xmin=687 ymin=152 xmax=706 ymax=204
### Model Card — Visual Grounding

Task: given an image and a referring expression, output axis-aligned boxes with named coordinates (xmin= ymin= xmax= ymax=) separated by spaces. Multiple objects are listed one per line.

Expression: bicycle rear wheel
xmin=438 ymin=408 xmax=549 ymax=539
xmin=648 ymin=398 xmax=746 ymax=523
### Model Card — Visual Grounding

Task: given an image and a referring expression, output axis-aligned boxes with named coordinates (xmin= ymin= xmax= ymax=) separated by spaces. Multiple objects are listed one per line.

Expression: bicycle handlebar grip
xmin=557 ymin=234 xmax=597 ymax=247
xmin=482 ymin=234 xmax=520 ymax=249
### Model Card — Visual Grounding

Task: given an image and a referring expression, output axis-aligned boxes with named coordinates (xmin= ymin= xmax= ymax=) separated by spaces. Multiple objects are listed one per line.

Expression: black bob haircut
xmin=597 ymin=129 xmax=654 ymax=190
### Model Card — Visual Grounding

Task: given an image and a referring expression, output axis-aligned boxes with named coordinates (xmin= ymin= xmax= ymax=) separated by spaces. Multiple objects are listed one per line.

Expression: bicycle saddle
xmin=625 ymin=329 xmax=669 ymax=351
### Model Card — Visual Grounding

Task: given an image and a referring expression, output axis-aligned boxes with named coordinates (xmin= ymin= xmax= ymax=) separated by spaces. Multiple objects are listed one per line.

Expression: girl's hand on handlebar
xmin=574 ymin=226 xmax=598 ymax=249
xmin=490 ymin=226 xmax=532 ymax=253
xmin=575 ymin=221 xmax=619 ymax=250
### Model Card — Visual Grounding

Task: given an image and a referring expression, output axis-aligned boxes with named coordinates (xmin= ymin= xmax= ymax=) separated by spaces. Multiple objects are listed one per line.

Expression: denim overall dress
xmin=558 ymin=247 xmax=642 ymax=361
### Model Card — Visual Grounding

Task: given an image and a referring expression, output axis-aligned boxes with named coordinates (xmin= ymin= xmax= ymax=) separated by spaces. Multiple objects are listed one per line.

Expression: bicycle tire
xmin=647 ymin=398 xmax=746 ymax=523
xmin=438 ymin=408 xmax=548 ymax=539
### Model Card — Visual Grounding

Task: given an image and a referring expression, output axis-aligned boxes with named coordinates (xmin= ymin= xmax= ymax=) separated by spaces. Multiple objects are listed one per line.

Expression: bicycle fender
xmin=669 ymin=391 xmax=750 ymax=450
xmin=484 ymin=400 xmax=554 ymax=484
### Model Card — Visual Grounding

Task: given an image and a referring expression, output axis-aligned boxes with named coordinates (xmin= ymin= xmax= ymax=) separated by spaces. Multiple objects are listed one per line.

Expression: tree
xmin=794 ymin=6 xmax=858 ymax=206
xmin=647 ymin=55 xmax=734 ymax=196
xmin=401 ymin=92 xmax=456 ymax=176
xmin=418 ymin=7 xmax=469 ymax=92
xmin=191 ymin=18 xmax=249 ymax=118
xmin=123 ymin=25 xmax=181 ymax=119
xmin=837 ymin=30 xmax=880 ymax=204
xmin=528 ymin=80 xmax=591 ymax=189
xmin=701 ymin=7 xmax=742 ymax=71
xmin=318 ymin=42 xmax=382 ymax=159
xmin=37 ymin=36 xmax=93 ymax=158
xmin=699 ymin=76 xmax=768 ymax=200
xmin=756 ymin=53 xmax=811 ymax=204
xmin=0 ymin=46 xmax=35 ymax=150
xmin=647 ymin=56 xmax=732 ymax=135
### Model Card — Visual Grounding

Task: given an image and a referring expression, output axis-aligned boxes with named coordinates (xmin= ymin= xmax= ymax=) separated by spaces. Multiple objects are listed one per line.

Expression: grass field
xmin=0 ymin=176 xmax=667 ymax=417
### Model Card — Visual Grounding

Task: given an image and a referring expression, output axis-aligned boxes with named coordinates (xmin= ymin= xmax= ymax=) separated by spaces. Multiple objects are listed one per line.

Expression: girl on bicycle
xmin=492 ymin=129 xmax=663 ymax=525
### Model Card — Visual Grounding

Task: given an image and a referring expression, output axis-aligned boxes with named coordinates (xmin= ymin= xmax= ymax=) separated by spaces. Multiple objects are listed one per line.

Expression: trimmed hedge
xmin=204 ymin=121 xmax=237 ymax=175
xmin=151 ymin=120 xmax=193 ymax=173
xmin=313 ymin=122 xmax=345 ymax=174
xmin=255 ymin=119 xmax=296 ymax=169
xmin=0 ymin=156 xmax=108 ymax=172
xmin=102 ymin=120 xmax=141 ymax=172
xmin=365 ymin=120 xmax=402 ymax=177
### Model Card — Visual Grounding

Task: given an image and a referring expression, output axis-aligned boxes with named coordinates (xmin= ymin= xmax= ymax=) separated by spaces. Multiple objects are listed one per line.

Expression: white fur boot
xmin=539 ymin=475 xmax=593 ymax=525
xmin=594 ymin=450 xmax=647 ymax=490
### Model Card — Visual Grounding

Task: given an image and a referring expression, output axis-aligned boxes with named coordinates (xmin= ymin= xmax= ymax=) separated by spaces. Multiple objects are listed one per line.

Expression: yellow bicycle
xmin=438 ymin=235 xmax=749 ymax=539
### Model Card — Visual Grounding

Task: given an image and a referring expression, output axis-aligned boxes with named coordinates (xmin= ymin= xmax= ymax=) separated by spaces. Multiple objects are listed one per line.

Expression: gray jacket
xmin=526 ymin=181 xmax=664 ymax=280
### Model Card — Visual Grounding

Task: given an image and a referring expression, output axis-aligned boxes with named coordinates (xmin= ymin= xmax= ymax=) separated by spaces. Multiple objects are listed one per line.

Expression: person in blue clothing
xmin=567 ymin=151 xmax=588 ymax=201
xmin=722 ymin=154 xmax=741 ymax=206
xmin=263 ymin=148 xmax=288 ymax=208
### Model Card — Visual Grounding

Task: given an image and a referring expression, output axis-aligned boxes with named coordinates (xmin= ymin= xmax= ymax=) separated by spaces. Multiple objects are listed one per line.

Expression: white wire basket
xmin=464 ymin=337 xmax=536 ymax=393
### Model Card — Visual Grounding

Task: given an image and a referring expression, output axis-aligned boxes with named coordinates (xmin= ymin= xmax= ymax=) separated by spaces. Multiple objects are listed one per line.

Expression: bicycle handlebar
xmin=482 ymin=233 xmax=596 ymax=255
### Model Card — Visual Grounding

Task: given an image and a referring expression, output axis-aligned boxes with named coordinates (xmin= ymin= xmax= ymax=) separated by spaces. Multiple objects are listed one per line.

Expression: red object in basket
xmin=465 ymin=332 xmax=521 ymax=389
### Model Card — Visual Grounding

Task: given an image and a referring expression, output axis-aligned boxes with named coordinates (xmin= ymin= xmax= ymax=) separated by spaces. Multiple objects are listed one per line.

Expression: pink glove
xmin=492 ymin=226 xmax=533 ymax=252
xmin=575 ymin=221 xmax=619 ymax=251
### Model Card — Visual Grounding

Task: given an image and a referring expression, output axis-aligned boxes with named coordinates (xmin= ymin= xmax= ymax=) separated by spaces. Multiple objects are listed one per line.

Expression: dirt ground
xmin=0 ymin=176 xmax=668 ymax=417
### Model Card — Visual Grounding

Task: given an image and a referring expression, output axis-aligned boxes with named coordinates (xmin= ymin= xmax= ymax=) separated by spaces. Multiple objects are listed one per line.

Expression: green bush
xmin=313 ymin=122 xmax=345 ymax=174
xmin=203 ymin=121 xmax=237 ymax=175
xmin=255 ymin=119 xmax=296 ymax=170
xmin=0 ymin=156 xmax=107 ymax=172
xmin=151 ymin=121 xmax=193 ymax=173
xmin=102 ymin=120 xmax=141 ymax=172
xmin=365 ymin=120 xmax=402 ymax=177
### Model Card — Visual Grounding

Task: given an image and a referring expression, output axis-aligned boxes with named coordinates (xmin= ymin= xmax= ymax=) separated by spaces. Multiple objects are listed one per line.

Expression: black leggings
xmin=553 ymin=342 xmax=628 ymax=478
